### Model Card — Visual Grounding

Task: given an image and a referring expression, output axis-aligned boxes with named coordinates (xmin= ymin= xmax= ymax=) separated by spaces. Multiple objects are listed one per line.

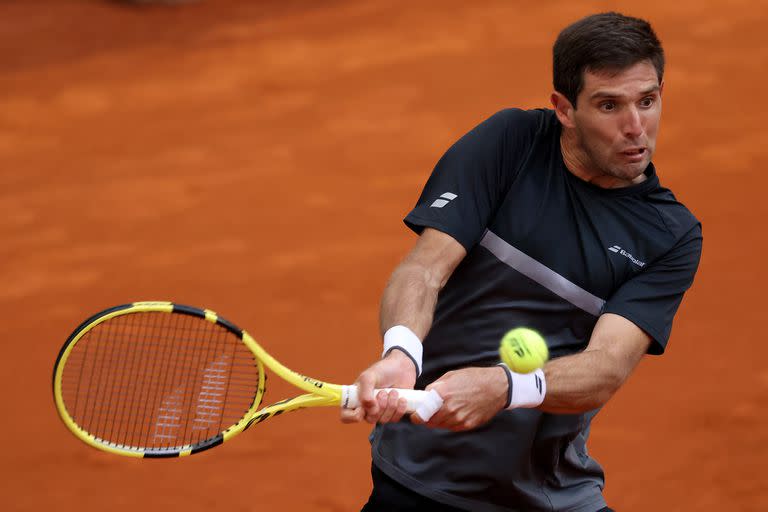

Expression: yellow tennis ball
xmin=499 ymin=328 xmax=549 ymax=373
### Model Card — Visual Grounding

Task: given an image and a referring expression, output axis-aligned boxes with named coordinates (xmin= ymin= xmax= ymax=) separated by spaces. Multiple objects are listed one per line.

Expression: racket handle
xmin=341 ymin=386 xmax=443 ymax=422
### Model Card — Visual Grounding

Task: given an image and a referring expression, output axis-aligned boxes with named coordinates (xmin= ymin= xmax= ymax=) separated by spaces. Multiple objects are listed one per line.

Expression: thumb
xmin=424 ymin=379 xmax=443 ymax=395
xmin=356 ymin=371 xmax=378 ymax=409
xmin=340 ymin=406 xmax=365 ymax=424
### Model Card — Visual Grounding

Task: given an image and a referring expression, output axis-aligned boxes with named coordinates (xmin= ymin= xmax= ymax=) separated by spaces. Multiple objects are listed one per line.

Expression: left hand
xmin=412 ymin=366 xmax=509 ymax=431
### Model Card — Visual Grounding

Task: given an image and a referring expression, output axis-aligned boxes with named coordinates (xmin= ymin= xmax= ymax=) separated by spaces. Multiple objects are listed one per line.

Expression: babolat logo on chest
xmin=608 ymin=245 xmax=646 ymax=268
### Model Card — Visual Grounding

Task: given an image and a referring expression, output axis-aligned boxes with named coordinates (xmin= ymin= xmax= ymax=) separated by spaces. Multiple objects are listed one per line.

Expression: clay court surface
xmin=1 ymin=0 xmax=766 ymax=510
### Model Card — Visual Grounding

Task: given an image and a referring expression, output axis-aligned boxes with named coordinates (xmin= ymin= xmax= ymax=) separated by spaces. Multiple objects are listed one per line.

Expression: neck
xmin=560 ymin=128 xmax=646 ymax=189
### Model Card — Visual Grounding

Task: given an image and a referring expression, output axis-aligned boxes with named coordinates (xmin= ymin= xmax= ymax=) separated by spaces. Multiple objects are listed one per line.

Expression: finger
xmin=437 ymin=409 xmax=473 ymax=431
xmin=357 ymin=372 xmax=377 ymax=409
xmin=376 ymin=389 xmax=390 ymax=413
xmin=448 ymin=417 xmax=476 ymax=432
xmin=389 ymin=397 xmax=409 ymax=423
xmin=377 ymin=391 xmax=401 ymax=423
xmin=364 ymin=390 xmax=389 ymax=424
xmin=340 ymin=407 xmax=365 ymax=424
xmin=428 ymin=414 xmax=461 ymax=431
xmin=426 ymin=399 xmax=464 ymax=429
xmin=425 ymin=403 xmax=450 ymax=427
xmin=424 ymin=380 xmax=447 ymax=399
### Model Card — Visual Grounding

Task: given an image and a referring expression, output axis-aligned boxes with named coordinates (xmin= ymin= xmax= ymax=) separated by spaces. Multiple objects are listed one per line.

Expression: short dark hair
xmin=553 ymin=12 xmax=664 ymax=107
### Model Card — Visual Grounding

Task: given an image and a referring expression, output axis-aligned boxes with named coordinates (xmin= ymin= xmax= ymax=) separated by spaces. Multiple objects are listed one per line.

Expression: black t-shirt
xmin=371 ymin=108 xmax=702 ymax=512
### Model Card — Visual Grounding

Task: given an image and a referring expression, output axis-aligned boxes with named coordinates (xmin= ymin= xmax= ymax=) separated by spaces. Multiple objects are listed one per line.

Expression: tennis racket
xmin=52 ymin=301 xmax=442 ymax=458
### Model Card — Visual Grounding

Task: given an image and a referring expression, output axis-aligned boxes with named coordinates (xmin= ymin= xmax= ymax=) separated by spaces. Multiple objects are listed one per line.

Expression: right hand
xmin=340 ymin=349 xmax=417 ymax=424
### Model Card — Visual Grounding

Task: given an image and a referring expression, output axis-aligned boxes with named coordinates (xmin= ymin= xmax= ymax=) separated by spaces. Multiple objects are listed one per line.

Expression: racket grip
xmin=341 ymin=386 xmax=443 ymax=422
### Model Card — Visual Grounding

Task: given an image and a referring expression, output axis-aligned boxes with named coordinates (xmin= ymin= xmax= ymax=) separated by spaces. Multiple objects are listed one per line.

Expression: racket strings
xmin=60 ymin=312 xmax=261 ymax=451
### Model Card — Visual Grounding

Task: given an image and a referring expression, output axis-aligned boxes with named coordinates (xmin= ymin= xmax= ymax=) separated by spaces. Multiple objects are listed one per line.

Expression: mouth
xmin=620 ymin=147 xmax=647 ymax=162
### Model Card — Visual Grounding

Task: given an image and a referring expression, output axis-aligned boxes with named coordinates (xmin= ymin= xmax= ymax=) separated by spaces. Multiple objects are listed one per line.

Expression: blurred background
xmin=1 ymin=0 xmax=766 ymax=510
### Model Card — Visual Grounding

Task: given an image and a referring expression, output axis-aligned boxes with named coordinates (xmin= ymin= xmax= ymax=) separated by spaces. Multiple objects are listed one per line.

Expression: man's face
xmin=570 ymin=60 xmax=663 ymax=182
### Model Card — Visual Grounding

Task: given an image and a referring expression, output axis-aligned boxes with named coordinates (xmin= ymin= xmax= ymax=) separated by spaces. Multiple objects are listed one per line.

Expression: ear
xmin=659 ymin=80 xmax=665 ymax=97
xmin=551 ymin=92 xmax=575 ymax=128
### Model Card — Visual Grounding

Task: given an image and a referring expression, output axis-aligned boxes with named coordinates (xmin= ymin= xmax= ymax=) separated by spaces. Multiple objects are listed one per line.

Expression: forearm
xmin=379 ymin=261 xmax=440 ymax=340
xmin=538 ymin=349 xmax=626 ymax=414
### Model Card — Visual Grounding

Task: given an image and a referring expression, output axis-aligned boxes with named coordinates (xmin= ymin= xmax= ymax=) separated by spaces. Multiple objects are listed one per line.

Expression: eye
xmin=599 ymin=101 xmax=616 ymax=112
xmin=639 ymin=96 xmax=655 ymax=108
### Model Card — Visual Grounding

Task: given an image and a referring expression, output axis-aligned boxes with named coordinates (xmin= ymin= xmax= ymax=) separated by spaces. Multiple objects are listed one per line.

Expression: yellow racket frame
xmin=53 ymin=301 xmax=345 ymax=458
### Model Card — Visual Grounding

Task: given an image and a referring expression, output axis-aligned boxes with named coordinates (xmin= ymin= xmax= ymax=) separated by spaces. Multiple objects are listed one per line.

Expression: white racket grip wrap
xmin=341 ymin=386 xmax=443 ymax=422
xmin=382 ymin=325 xmax=423 ymax=376
xmin=503 ymin=366 xmax=546 ymax=409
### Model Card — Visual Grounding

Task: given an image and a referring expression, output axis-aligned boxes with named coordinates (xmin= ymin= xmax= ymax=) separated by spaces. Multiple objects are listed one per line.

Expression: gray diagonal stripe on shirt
xmin=479 ymin=230 xmax=605 ymax=316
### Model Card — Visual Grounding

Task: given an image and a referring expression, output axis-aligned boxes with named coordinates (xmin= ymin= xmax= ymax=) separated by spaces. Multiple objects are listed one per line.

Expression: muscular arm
xmin=539 ymin=313 xmax=652 ymax=414
xmin=379 ymin=228 xmax=467 ymax=340
xmin=420 ymin=313 xmax=652 ymax=430
xmin=340 ymin=228 xmax=466 ymax=424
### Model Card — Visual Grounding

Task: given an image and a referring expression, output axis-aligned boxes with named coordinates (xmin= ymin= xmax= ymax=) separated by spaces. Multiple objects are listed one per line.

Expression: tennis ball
xmin=499 ymin=328 xmax=549 ymax=373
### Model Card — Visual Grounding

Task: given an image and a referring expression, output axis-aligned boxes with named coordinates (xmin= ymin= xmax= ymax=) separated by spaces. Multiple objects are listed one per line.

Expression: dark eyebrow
xmin=589 ymin=84 xmax=661 ymax=101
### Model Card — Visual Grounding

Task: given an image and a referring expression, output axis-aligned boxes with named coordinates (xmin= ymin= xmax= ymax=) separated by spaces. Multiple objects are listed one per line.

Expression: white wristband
xmin=382 ymin=325 xmax=423 ymax=376
xmin=498 ymin=363 xmax=546 ymax=409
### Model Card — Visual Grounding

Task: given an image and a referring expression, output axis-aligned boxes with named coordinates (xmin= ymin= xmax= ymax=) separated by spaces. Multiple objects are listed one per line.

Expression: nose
xmin=622 ymin=106 xmax=644 ymax=139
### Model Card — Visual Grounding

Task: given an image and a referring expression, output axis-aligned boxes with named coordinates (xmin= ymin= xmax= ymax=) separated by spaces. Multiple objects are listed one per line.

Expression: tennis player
xmin=342 ymin=12 xmax=702 ymax=512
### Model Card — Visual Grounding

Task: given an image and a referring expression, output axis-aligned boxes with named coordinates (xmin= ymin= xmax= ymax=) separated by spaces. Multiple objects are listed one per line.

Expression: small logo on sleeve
xmin=430 ymin=192 xmax=458 ymax=208
xmin=608 ymin=245 xmax=646 ymax=268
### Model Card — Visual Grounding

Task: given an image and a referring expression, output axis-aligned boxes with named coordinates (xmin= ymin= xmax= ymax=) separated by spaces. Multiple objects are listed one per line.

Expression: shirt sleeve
xmin=602 ymin=224 xmax=703 ymax=355
xmin=404 ymin=109 xmax=539 ymax=251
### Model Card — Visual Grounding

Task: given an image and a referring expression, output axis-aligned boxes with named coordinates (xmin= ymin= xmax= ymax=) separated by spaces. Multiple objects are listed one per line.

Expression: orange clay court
xmin=1 ymin=1 xmax=766 ymax=510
